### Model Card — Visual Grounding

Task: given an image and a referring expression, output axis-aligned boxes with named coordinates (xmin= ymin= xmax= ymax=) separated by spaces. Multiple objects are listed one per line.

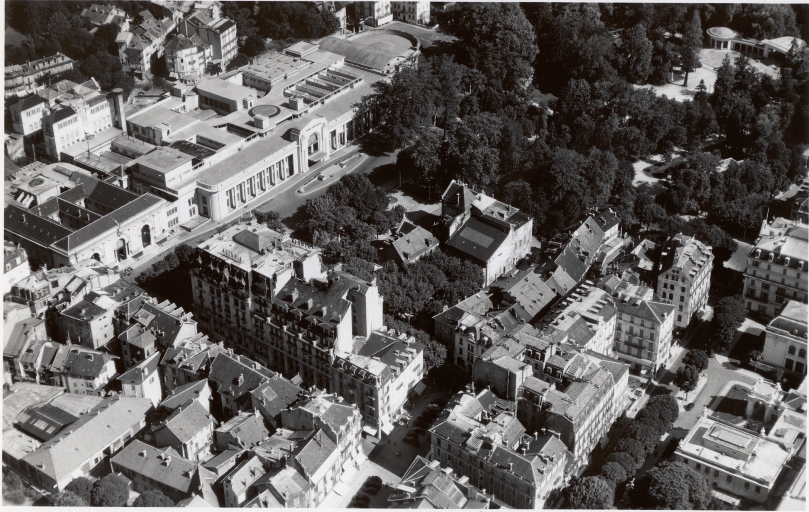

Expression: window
xmin=726 ymin=474 xmax=732 ymax=483
xmin=755 ymin=486 xmax=761 ymax=493
xmin=744 ymin=482 xmax=750 ymax=490
xmin=786 ymin=359 xmax=794 ymax=370
xmin=800 ymin=349 xmax=806 ymax=359
xmin=789 ymin=346 xmax=796 ymax=355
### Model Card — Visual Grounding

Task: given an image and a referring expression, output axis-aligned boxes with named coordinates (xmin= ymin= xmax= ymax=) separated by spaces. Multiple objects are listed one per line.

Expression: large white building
xmin=675 ymin=416 xmax=790 ymax=504
xmin=657 ymin=233 xmax=714 ymax=330
xmin=763 ymin=300 xmax=808 ymax=375
xmin=742 ymin=218 xmax=808 ymax=319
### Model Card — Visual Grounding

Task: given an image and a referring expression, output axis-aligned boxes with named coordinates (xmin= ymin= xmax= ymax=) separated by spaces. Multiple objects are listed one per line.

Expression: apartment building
xmin=763 ymin=301 xmax=808 ymax=375
xmin=332 ymin=328 xmax=425 ymax=436
xmin=161 ymin=334 xmax=225 ymax=393
xmin=151 ymin=399 xmax=216 ymax=461
xmin=391 ymin=1 xmax=430 ymax=24
xmin=657 ymin=233 xmax=714 ymax=330
xmin=118 ymin=352 xmax=163 ymax=406
xmin=41 ymin=79 xmax=116 ymax=161
xmin=5 ymin=53 xmax=75 ymax=98
xmin=46 ymin=344 xmax=119 ymax=396
xmin=4 ymin=242 xmax=31 ymax=294
xmin=80 ymin=4 xmax=131 ymax=31
xmin=354 ymin=1 xmax=393 ymax=26
xmin=164 ymin=34 xmax=213 ymax=82
xmin=191 ymin=224 xmax=383 ymax=390
xmin=117 ymin=11 xmax=178 ymax=77
xmin=534 ymin=282 xmax=618 ymax=358
xmin=428 ymin=389 xmax=571 ymax=509
xmin=208 ymin=352 xmax=279 ymax=419
xmin=597 ymin=273 xmax=675 ymax=376
xmin=18 ymin=395 xmax=152 ymax=491
xmin=215 ymin=410 xmax=269 ymax=451
xmin=440 ymin=180 xmax=534 ymax=286
xmin=111 ymin=439 xmax=218 ymax=504
xmin=675 ymin=416 xmax=790 ymax=504
xmin=516 ymin=350 xmax=629 ymax=473
xmin=177 ymin=9 xmax=238 ymax=66
xmin=9 ymin=95 xmax=48 ymax=136
xmin=742 ymin=218 xmax=808 ymax=319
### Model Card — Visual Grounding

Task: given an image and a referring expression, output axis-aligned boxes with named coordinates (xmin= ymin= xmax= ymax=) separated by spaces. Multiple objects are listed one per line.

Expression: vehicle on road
xmin=684 ymin=403 xmax=695 ymax=411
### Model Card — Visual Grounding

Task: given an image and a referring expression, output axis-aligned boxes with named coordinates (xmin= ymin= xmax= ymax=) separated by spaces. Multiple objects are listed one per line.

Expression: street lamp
xmin=84 ymin=131 xmax=95 ymax=156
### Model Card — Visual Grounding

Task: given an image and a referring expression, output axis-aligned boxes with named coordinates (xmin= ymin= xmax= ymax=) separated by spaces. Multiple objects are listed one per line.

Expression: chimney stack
xmin=111 ymin=88 xmax=127 ymax=131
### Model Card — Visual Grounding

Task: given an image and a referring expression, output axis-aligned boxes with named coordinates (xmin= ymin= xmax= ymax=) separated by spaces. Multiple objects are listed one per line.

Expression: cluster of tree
xmin=710 ymin=295 xmax=747 ymax=351
xmin=304 ymin=174 xmax=405 ymax=264
xmin=631 ymin=461 xmax=712 ymax=509
xmin=383 ymin=314 xmax=447 ymax=371
xmin=565 ymin=394 xmax=680 ymax=508
xmin=3 ymin=471 xmax=37 ymax=505
xmin=674 ymin=349 xmax=711 ymax=400
xmin=135 ymin=243 xmax=195 ymax=286
xmin=367 ymin=3 xmax=807 ymax=241
xmin=49 ymin=474 xmax=142 ymax=507
xmin=221 ymin=1 xmax=341 ymax=57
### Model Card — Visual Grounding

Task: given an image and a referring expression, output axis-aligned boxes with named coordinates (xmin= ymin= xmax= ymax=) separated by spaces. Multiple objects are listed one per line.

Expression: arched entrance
xmin=91 ymin=253 xmax=101 ymax=262
xmin=141 ymin=225 xmax=151 ymax=247
xmin=307 ymin=132 xmax=319 ymax=156
xmin=116 ymin=238 xmax=128 ymax=261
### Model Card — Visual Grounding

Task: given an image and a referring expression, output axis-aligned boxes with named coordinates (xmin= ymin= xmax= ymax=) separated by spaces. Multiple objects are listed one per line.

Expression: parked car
xmin=684 ymin=403 xmax=695 ymax=411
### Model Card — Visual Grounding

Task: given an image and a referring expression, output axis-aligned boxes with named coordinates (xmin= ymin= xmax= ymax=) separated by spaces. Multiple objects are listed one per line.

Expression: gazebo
xmin=706 ymin=27 xmax=738 ymax=50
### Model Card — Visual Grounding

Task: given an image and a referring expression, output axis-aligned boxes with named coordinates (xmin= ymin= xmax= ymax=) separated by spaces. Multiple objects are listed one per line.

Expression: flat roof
xmin=135 ymin=146 xmax=194 ymax=172
xmin=196 ymin=78 xmax=255 ymax=101
xmin=194 ymin=135 xmax=296 ymax=187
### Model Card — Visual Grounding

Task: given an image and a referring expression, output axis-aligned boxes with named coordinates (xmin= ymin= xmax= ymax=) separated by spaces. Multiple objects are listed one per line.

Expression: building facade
xmin=164 ymin=34 xmax=213 ymax=82
xmin=391 ymin=1 xmax=430 ymax=24
xmin=5 ymin=53 xmax=74 ymax=99
xmin=657 ymin=234 xmax=714 ymax=330
xmin=742 ymin=218 xmax=808 ymax=319
xmin=762 ymin=301 xmax=808 ymax=375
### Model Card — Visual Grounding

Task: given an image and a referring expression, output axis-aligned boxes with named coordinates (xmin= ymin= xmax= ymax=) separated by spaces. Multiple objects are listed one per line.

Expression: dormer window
xmin=755 ymin=249 xmax=761 ymax=258
xmin=769 ymin=253 xmax=775 ymax=262
xmin=784 ymin=257 xmax=790 ymax=266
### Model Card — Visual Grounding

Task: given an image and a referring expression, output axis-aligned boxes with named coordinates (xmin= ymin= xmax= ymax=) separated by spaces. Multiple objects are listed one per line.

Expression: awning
xmin=412 ymin=382 xmax=427 ymax=396
xmin=333 ymin=481 xmax=352 ymax=496
xmin=381 ymin=423 xmax=395 ymax=435
xmin=355 ymin=451 xmax=368 ymax=466
xmin=362 ymin=425 xmax=378 ymax=436
xmin=397 ymin=484 xmax=417 ymax=493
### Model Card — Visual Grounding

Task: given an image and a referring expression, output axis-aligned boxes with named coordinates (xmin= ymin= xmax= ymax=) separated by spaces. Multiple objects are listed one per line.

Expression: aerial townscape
xmin=2 ymin=1 xmax=808 ymax=510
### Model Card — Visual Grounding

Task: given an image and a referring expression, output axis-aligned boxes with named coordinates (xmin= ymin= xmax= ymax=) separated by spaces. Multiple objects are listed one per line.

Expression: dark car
xmin=684 ymin=403 xmax=695 ymax=411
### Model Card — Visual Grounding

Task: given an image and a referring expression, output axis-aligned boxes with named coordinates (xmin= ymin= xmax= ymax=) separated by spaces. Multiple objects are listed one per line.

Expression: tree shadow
xmin=286 ymin=203 xmax=313 ymax=242
xmin=366 ymin=162 xmax=400 ymax=187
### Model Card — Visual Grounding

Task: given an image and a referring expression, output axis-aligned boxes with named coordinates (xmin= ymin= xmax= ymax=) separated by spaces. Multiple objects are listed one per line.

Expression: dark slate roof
xmin=251 ymin=374 xmax=304 ymax=421
xmin=216 ymin=413 xmax=269 ymax=448
xmin=13 ymin=94 xmax=47 ymax=111
xmin=273 ymin=276 xmax=354 ymax=328
xmin=14 ymin=403 xmax=79 ymax=441
xmin=118 ymin=352 xmax=161 ymax=384
xmin=594 ymin=208 xmax=620 ymax=232
xmin=441 ymin=181 xmax=477 ymax=211
xmin=209 ymin=353 xmax=276 ymax=401
xmin=4 ymin=205 xmax=74 ymax=249
xmin=3 ymin=317 xmax=45 ymax=360
xmin=202 ymin=448 xmax=243 ymax=472
xmin=61 ymin=347 xmax=116 ymax=378
xmin=292 ymin=429 xmax=336 ymax=477
xmin=160 ymin=380 xmax=210 ymax=411
xmin=67 ymin=172 xmax=139 ymax=208
xmin=111 ymin=439 xmax=199 ymax=493
xmin=159 ymin=400 xmax=215 ymax=443
xmin=446 ymin=217 xmax=509 ymax=264
xmin=52 ymin=106 xmax=78 ymax=123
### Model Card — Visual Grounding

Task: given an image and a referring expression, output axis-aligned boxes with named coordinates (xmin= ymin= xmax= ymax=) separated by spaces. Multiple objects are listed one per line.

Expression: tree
xmin=632 ymin=461 xmax=710 ymax=509
xmin=680 ymin=10 xmax=703 ymax=87
xmin=615 ymin=438 xmax=647 ymax=467
xmin=565 ymin=476 xmax=614 ymax=509
xmin=673 ymin=364 xmax=700 ymax=400
xmin=227 ymin=54 xmax=249 ymax=72
xmin=51 ymin=490 xmax=86 ymax=506
xmin=623 ymin=419 xmax=663 ymax=454
xmin=683 ymin=349 xmax=710 ymax=372
xmin=254 ymin=210 xmax=286 ymax=233
xmin=605 ymin=451 xmax=639 ymax=475
xmin=711 ymin=295 xmax=746 ymax=351
xmin=600 ymin=461 xmax=628 ymax=485
xmin=133 ymin=489 xmax=175 ymax=507
xmin=637 ymin=403 xmax=676 ymax=429
xmin=3 ymin=471 xmax=27 ymax=504
xmin=438 ymin=3 xmax=538 ymax=92
xmin=645 ymin=395 xmax=680 ymax=424
xmin=619 ymin=23 xmax=653 ymax=83
xmin=634 ymin=193 xmax=666 ymax=231
xmin=241 ymin=34 xmax=266 ymax=58
xmin=91 ymin=472 xmax=130 ymax=507
xmin=64 ymin=477 xmax=93 ymax=505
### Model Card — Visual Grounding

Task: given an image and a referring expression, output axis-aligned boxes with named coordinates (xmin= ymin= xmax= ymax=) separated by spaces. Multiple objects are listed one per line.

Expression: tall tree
xmin=438 ymin=3 xmax=538 ymax=91
xmin=632 ymin=462 xmax=711 ymax=510
xmin=680 ymin=10 xmax=703 ymax=87
xmin=673 ymin=364 xmax=700 ymax=400
xmin=91 ymin=474 xmax=129 ymax=507
xmin=619 ymin=24 xmax=653 ymax=83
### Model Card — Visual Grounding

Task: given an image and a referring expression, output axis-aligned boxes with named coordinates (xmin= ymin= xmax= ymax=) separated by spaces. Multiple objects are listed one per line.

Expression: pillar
xmin=745 ymin=396 xmax=755 ymax=418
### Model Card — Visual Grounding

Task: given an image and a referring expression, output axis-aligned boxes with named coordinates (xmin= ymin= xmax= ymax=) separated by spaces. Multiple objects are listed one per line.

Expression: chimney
xmin=534 ymin=431 xmax=538 ymax=440
xmin=111 ymin=88 xmax=127 ymax=130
